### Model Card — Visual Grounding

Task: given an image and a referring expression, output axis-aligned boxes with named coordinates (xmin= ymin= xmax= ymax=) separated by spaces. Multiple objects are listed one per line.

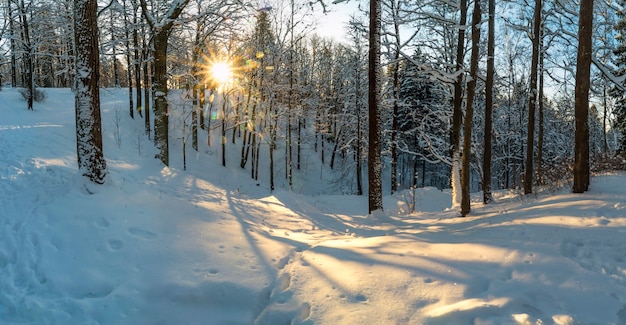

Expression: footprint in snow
xmin=96 ymin=218 xmax=110 ymax=228
xmin=108 ymin=240 xmax=123 ymax=251
xmin=128 ymin=227 xmax=157 ymax=240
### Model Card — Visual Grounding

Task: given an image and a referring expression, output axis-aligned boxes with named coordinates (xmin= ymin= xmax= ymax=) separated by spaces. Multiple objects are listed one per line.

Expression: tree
xmin=460 ymin=0 xmax=481 ymax=217
xmin=17 ymin=0 xmax=34 ymax=110
xmin=482 ymin=0 xmax=495 ymax=203
xmin=397 ymin=52 xmax=450 ymax=190
xmin=451 ymin=0 xmax=468 ymax=208
xmin=381 ymin=0 xmax=419 ymax=194
xmin=524 ymin=0 xmax=541 ymax=194
xmin=74 ymin=0 xmax=107 ymax=184
xmin=573 ymin=0 xmax=594 ymax=193
xmin=140 ymin=0 xmax=190 ymax=166
xmin=368 ymin=0 xmax=383 ymax=213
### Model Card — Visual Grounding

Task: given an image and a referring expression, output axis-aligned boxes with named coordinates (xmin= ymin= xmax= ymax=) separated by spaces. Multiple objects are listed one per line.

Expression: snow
xmin=2 ymin=87 xmax=626 ymax=324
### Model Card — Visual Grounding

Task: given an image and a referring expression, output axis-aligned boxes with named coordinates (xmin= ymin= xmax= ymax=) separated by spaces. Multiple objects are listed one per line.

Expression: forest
xmin=0 ymin=0 xmax=623 ymax=215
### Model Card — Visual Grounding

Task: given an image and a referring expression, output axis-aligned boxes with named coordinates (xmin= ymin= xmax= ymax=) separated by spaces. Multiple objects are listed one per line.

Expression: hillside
xmin=1 ymin=88 xmax=626 ymax=324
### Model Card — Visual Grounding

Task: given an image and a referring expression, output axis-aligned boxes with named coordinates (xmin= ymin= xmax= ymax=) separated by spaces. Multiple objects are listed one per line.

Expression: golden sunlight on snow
xmin=426 ymin=297 xmax=511 ymax=318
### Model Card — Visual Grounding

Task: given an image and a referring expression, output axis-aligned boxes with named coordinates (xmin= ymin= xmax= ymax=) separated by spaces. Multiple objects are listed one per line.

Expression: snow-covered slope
xmin=2 ymin=88 xmax=626 ymax=324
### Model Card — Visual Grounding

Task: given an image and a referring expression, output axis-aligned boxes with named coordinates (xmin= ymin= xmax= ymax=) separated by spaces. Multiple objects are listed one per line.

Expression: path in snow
xmin=0 ymin=91 xmax=79 ymax=322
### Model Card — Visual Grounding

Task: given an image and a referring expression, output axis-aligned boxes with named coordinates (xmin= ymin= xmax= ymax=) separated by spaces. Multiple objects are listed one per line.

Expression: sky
xmin=314 ymin=0 xmax=363 ymax=43
xmin=2 ymin=87 xmax=626 ymax=324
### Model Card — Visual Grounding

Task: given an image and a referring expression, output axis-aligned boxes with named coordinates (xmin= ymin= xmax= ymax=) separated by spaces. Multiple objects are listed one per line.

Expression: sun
xmin=210 ymin=62 xmax=231 ymax=85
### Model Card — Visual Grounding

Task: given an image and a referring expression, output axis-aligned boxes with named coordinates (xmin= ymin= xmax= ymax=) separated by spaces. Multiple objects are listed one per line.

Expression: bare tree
xmin=460 ymin=0 xmax=481 ymax=217
xmin=483 ymin=0 xmax=495 ymax=203
xmin=573 ymin=0 xmax=594 ymax=193
xmin=140 ymin=0 xmax=191 ymax=166
xmin=74 ymin=0 xmax=107 ymax=184
xmin=368 ymin=0 xmax=383 ymax=213
xmin=524 ymin=0 xmax=542 ymax=194
xmin=451 ymin=0 xmax=468 ymax=208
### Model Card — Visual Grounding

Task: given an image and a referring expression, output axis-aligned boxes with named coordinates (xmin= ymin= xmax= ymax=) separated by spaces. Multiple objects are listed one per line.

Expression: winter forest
xmin=4 ymin=0 xmax=625 ymax=210
xmin=3 ymin=0 xmax=626 ymax=323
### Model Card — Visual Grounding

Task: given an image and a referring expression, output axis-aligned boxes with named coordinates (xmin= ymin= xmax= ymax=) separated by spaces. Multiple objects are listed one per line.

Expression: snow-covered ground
xmin=2 ymin=87 xmax=626 ymax=324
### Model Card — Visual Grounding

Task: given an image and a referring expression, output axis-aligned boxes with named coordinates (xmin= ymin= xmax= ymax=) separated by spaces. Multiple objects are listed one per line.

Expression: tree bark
xmin=132 ymin=0 xmax=142 ymax=117
xmin=152 ymin=31 xmax=169 ymax=165
xmin=8 ymin=0 xmax=17 ymax=88
xmin=524 ymin=0 xmax=542 ymax=194
xmin=140 ymin=0 xmax=190 ymax=166
xmin=74 ymin=0 xmax=107 ymax=184
xmin=482 ymin=0 xmax=495 ymax=204
xmin=573 ymin=0 xmax=594 ymax=193
xmin=460 ymin=0 xmax=481 ymax=217
xmin=143 ymin=47 xmax=151 ymax=137
xmin=451 ymin=0 xmax=467 ymax=209
xmin=368 ymin=0 xmax=383 ymax=214
xmin=19 ymin=0 xmax=33 ymax=110
xmin=536 ymin=28 xmax=545 ymax=185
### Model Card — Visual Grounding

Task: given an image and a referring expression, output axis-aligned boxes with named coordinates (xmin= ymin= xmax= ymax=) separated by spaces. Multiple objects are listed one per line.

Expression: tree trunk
xmin=524 ymin=0 xmax=542 ymax=194
xmin=199 ymin=83 xmax=206 ymax=130
xmin=368 ymin=0 xmax=383 ymax=213
xmin=143 ymin=49 xmax=151 ymax=137
xmin=124 ymin=16 xmax=134 ymax=118
xmin=297 ymin=117 xmax=302 ymax=170
xmin=111 ymin=12 xmax=121 ymax=89
xmin=482 ymin=0 xmax=495 ymax=204
xmin=192 ymin=85 xmax=198 ymax=151
xmin=573 ymin=0 xmax=594 ymax=193
xmin=536 ymin=29 xmax=545 ymax=185
xmin=132 ymin=1 xmax=142 ymax=117
xmin=191 ymin=32 xmax=201 ymax=152
xmin=19 ymin=0 xmax=33 ymax=110
xmin=74 ymin=0 xmax=107 ymax=184
xmin=391 ymin=53 xmax=400 ymax=195
xmin=153 ymin=31 xmax=169 ymax=165
xmin=390 ymin=0 xmax=401 ymax=195
xmin=140 ymin=0 xmax=190 ymax=166
xmin=8 ymin=0 xmax=17 ymax=88
xmin=355 ymin=54 xmax=363 ymax=196
xmin=461 ymin=0 xmax=481 ymax=217
xmin=451 ymin=0 xmax=467 ymax=208
xmin=240 ymin=81 xmax=254 ymax=168
xmin=603 ymin=86 xmax=608 ymax=154
xmin=221 ymin=95 xmax=227 ymax=167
